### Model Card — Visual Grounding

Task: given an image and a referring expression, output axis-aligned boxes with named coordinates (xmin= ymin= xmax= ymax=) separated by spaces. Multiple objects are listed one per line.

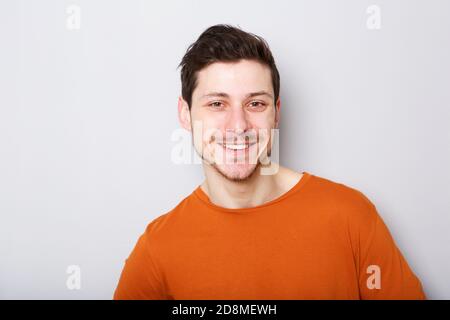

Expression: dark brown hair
xmin=178 ymin=24 xmax=280 ymax=110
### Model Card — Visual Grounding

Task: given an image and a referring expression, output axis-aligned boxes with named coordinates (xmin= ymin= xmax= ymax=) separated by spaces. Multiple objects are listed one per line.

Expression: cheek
xmin=197 ymin=118 xmax=225 ymax=143
xmin=251 ymin=119 xmax=275 ymax=139
xmin=249 ymin=108 xmax=275 ymax=125
xmin=191 ymin=113 xmax=222 ymax=140
xmin=202 ymin=125 xmax=223 ymax=146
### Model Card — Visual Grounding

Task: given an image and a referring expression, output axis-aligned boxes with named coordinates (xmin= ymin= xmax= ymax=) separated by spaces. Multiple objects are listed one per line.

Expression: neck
xmin=200 ymin=162 xmax=284 ymax=209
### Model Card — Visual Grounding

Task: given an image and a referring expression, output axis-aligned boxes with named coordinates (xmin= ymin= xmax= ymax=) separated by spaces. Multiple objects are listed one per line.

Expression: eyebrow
xmin=201 ymin=91 xmax=274 ymax=100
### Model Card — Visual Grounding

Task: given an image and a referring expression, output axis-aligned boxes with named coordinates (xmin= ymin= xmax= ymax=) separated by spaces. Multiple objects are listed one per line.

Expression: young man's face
xmin=179 ymin=59 xmax=280 ymax=182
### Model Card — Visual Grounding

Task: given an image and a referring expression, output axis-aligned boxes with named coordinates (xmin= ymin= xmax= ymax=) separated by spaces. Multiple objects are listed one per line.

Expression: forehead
xmin=193 ymin=59 xmax=273 ymax=100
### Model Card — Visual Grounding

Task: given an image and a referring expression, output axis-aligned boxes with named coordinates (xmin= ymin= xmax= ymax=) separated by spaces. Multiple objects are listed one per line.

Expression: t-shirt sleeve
xmin=113 ymin=223 xmax=167 ymax=300
xmin=356 ymin=201 xmax=426 ymax=300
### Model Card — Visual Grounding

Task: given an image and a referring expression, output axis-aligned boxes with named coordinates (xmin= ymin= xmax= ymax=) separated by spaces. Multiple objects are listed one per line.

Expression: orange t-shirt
xmin=113 ymin=171 xmax=426 ymax=299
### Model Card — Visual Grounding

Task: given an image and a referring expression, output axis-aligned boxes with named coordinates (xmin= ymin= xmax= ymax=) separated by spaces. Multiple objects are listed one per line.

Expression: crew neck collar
xmin=193 ymin=171 xmax=313 ymax=214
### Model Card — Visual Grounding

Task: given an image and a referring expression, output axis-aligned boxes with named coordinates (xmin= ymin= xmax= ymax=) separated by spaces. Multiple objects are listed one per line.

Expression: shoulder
xmin=141 ymin=192 xmax=195 ymax=242
xmin=309 ymin=173 xmax=379 ymax=224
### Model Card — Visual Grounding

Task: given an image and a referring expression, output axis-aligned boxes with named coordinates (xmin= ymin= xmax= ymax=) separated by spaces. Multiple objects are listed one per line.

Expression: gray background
xmin=1 ymin=0 xmax=449 ymax=299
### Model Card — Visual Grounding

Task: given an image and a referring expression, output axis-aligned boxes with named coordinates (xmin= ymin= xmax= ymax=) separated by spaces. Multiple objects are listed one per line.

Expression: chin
xmin=213 ymin=162 xmax=260 ymax=182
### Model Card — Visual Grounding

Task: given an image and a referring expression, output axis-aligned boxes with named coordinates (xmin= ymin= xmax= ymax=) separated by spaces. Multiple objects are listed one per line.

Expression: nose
xmin=225 ymin=106 xmax=250 ymax=137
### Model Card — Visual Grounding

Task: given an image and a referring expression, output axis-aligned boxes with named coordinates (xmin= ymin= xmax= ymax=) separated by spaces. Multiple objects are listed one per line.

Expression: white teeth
xmin=219 ymin=143 xmax=255 ymax=150
xmin=226 ymin=144 xmax=247 ymax=150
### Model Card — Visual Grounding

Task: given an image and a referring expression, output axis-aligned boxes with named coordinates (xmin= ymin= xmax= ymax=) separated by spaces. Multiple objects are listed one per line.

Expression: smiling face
xmin=178 ymin=59 xmax=281 ymax=182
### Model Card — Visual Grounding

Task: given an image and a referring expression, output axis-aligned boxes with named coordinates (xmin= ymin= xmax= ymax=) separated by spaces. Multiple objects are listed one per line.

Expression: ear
xmin=274 ymin=97 xmax=281 ymax=129
xmin=178 ymin=96 xmax=192 ymax=132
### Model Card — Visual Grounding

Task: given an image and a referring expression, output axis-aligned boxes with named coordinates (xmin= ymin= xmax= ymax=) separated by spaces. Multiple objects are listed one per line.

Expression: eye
xmin=248 ymin=101 xmax=267 ymax=110
xmin=208 ymin=101 xmax=224 ymax=109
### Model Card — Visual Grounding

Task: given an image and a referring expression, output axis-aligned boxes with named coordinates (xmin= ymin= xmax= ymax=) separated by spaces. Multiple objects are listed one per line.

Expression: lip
xmin=217 ymin=142 xmax=257 ymax=151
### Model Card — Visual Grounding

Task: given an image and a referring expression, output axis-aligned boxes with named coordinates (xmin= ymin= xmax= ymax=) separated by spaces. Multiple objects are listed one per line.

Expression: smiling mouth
xmin=217 ymin=142 xmax=257 ymax=150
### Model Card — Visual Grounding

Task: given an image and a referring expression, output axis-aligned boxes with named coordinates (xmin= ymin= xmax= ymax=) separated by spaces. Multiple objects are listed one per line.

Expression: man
xmin=113 ymin=24 xmax=426 ymax=299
